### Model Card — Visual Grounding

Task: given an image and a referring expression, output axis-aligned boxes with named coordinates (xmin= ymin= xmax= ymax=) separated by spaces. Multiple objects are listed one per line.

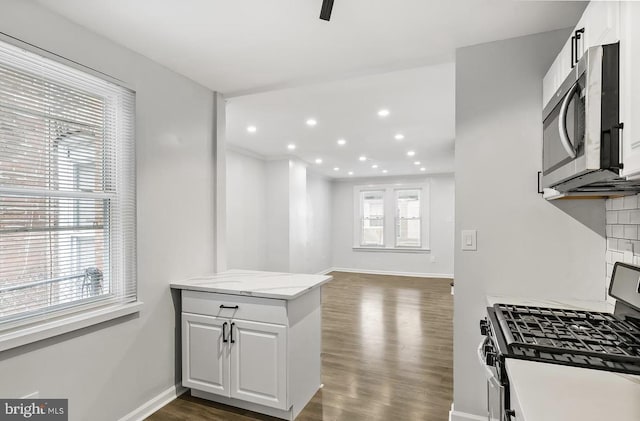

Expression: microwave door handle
xmin=558 ymin=82 xmax=580 ymax=159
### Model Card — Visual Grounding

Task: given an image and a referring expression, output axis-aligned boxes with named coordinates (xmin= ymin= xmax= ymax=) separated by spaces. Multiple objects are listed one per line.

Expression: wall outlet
xmin=430 ymin=255 xmax=436 ymax=263
xmin=21 ymin=391 xmax=39 ymax=399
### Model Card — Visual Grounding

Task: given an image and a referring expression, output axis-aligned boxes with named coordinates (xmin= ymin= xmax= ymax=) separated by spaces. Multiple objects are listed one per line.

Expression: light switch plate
xmin=461 ymin=230 xmax=477 ymax=251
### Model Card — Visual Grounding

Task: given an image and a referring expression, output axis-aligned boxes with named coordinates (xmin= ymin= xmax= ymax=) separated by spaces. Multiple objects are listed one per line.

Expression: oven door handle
xmin=477 ymin=341 xmax=498 ymax=380
xmin=558 ymin=81 xmax=580 ymax=159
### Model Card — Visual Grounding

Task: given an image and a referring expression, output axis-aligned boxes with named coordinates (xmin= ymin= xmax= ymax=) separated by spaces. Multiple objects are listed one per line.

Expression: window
xmin=360 ymin=190 xmax=385 ymax=246
xmin=0 ymin=38 xmax=136 ymax=333
xmin=353 ymin=183 xmax=429 ymax=251
xmin=395 ymin=189 xmax=421 ymax=247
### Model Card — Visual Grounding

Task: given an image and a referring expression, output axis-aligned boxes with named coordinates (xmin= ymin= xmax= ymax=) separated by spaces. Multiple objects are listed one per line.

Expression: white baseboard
xmin=315 ymin=268 xmax=334 ymax=275
xmin=328 ymin=266 xmax=454 ymax=279
xmin=118 ymin=384 xmax=187 ymax=421
xmin=449 ymin=404 xmax=486 ymax=421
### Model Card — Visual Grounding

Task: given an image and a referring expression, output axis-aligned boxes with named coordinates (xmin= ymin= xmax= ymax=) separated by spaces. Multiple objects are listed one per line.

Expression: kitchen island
xmin=171 ymin=270 xmax=332 ymax=420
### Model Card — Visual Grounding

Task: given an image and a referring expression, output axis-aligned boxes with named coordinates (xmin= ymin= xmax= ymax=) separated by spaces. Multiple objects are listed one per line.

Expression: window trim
xmin=353 ymin=182 xmax=430 ymax=252
xmin=0 ymin=33 xmax=140 ymax=351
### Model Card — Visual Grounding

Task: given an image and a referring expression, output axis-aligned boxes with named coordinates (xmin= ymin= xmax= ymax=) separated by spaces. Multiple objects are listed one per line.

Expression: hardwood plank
xmin=147 ymin=272 xmax=453 ymax=421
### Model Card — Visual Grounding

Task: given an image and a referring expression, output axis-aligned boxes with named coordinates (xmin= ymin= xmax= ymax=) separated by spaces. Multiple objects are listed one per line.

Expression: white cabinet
xmin=576 ymin=1 xmax=620 ymax=60
xmin=620 ymin=2 xmax=640 ymax=178
xmin=230 ymin=319 xmax=287 ymax=409
xmin=182 ymin=313 xmax=229 ymax=396
xmin=183 ymin=314 xmax=289 ymax=410
xmin=542 ymin=1 xmax=620 ymax=107
xmin=179 ymin=288 xmax=322 ymax=420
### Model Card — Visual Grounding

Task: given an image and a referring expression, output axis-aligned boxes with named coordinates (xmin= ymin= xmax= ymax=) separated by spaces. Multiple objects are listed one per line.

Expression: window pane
xmin=396 ymin=189 xmax=421 ymax=247
xmin=0 ymin=38 xmax=136 ymax=329
xmin=361 ymin=191 xmax=384 ymax=246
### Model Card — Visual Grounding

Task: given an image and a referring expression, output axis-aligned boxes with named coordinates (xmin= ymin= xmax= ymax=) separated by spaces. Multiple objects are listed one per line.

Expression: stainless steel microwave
xmin=541 ymin=43 xmax=623 ymax=193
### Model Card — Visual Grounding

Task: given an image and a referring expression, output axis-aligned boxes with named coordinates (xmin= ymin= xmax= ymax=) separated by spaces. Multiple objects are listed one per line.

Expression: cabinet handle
xmin=571 ymin=35 xmax=576 ymax=69
xmin=230 ymin=322 xmax=235 ymax=344
xmin=220 ymin=305 xmax=239 ymax=310
xmin=222 ymin=322 xmax=228 ymax=343
xmin=574 ymin=28 xmax=585 ymax=66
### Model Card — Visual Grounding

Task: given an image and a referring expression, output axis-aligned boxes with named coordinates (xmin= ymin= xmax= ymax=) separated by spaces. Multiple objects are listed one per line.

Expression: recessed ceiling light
xmin=414 ymin=161 xmax=421 ymax=165
xmin=420 ymin=167 xmax=426 ymax=172
xmin=287 ymin=144 xmax=296 ymax=150
xmin=359 ymin=156 xmax=367 ymax=161
xmin=315 ymin=158 xmax=323 ymax=164
xmin=333 ymin=167 xmax=340 ymax=171
xmin=306 ymin=118 xmax=317 ymax=126
xmin=407 ymin=150 xmax=416 ymax=157
xmin=377 ymin=109 xmax=390 ymax=117
xmin=348 ymin=171 xmax=354 ymax=176
xmin=372 ymin=164 xmax=378 ymax=169
xmin=337 ymin=138 xmax=346 ymax=146
xmin=382 ymin=169 xmax=388 ymax=174
xmin=247 ymin=125 xmax=257 ymax=133
xmin=394 ymin=134 xmax=404 ymax=140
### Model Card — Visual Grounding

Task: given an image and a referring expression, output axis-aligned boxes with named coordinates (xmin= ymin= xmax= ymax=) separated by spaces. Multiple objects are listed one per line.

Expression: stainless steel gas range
xmin=478 ymin=262 xmax=640 ymax=421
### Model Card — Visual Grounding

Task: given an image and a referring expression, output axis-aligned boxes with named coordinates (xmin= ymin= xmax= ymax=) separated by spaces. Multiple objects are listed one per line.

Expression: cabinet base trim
xmin=448 ymin=403 xmax=486 ymax=421
xmin=192 ymin=389 xmax=302 ymax=420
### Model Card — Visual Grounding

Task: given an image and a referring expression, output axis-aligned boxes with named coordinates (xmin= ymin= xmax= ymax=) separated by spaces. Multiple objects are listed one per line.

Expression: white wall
xmin=226 ymin=149 xmax=267 ymax=270
xmin=331 ymin=174 xmax=455 ymax=277
xmin=0 ymin=1 xmax=216 ymax=420
xmin=453 ymin=29 xmax=606 ymax=418
xmin=265 ymin=159 xmax=291 ymax=272
xmin=288 ymin=159 xmax=308 ymax=273
xmin=305 ymin=171 xmax=333 ymax=273
xmin=226 ymin=154 xmax=333 ymax=274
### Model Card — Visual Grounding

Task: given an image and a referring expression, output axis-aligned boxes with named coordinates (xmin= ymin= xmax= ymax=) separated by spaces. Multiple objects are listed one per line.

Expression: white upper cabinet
xmin=620 ymin=2 xmax=640 ymax=178
xmin=542 ymin=2 xmax=620 ymax=108
xmin=576 ymin=1 xmax=620 ymax=59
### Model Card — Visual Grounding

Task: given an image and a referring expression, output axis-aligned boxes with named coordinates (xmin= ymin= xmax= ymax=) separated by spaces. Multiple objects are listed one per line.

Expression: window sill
xmin=0 ymin=301 xmax=143 ymax=353
xmin=352 ymin=247 xmax=431 ymax=254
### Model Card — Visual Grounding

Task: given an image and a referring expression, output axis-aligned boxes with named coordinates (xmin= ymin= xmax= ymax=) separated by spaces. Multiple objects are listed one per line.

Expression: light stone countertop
xmin=486 ymin=295 xmax=640 ymax=421
xmin=170 ymin=269 xmax=332 ymax=300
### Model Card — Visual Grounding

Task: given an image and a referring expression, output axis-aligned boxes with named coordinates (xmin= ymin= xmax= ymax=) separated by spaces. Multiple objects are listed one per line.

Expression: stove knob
xmin=480 ymin=319 xmax=489 ymax=336
xmin=485 ymin=351 xmax=496 ymax=366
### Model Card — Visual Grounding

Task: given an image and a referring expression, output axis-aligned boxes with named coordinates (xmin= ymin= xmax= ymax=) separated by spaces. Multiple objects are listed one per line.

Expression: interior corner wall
xmin=0 ymin=1 xmax=217 ymax=420
xmin=330 ymin=174 xmax=455 ymax=277
xmin=265 ymin=159 xmax=291 ymax=272
xmin=305 ymin=170 xmax=333 ymax=274
xmin=225 ymin=149 xmax=268 ymax=270
xmin=454 ymin=29 xmax=606 ymax=417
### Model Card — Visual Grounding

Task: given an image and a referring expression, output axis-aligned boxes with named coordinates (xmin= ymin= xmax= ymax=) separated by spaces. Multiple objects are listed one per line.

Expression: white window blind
xmin=0 ymin=39 xmax=136 ymax=330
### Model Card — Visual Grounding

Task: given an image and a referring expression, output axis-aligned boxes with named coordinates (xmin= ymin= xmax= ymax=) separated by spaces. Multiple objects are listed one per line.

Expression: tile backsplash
xmin=605 ymin=194 xmax=640 ymax=297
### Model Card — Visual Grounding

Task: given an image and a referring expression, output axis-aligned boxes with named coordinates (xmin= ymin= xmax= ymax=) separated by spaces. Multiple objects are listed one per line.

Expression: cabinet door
xmin=579 ymin=1 xmax=620 ymax=57
xmin=229 ymin=320 xmax=288 ymax=410
xmin=620 ymin=2 xmax=640 ymax=178
xmin=182 ymin=313 xmax=230 ymax=396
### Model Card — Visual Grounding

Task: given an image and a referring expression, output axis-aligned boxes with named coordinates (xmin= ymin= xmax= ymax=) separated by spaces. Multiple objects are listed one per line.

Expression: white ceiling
xmin=226 ymin=63 xmax=455 ymax=178
xmin=34 ymin=0 xmax=586 ymax=96
xmin=33 ymin=0 xmax=585 ymax=179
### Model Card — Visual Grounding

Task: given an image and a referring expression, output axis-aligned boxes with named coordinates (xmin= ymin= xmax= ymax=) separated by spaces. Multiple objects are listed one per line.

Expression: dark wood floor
xmin=147 ymin=272 xmax=453 ymax=421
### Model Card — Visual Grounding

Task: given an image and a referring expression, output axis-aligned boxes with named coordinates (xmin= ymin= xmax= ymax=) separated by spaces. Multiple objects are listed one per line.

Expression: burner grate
xmin=494 ymin=304 xmax=640 ymax=369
